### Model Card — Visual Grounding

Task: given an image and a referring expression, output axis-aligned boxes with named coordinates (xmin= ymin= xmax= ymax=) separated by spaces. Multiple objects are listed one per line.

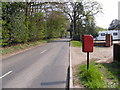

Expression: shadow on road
xmin=41 ymin=81 xmax=66 ymax=86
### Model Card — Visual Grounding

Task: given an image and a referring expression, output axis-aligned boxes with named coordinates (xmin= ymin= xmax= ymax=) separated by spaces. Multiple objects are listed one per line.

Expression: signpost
xmin=82 ymin=35 xmax=94 ymax=70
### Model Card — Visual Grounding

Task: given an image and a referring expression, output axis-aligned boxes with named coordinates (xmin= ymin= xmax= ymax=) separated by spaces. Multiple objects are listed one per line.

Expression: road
xmin=1 ymin=38 xmax=70 ymax=88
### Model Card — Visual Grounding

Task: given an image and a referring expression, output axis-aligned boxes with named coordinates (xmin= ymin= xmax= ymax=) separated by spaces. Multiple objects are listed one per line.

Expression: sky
xmin=94 ymin=0 xmax=120 ymax=29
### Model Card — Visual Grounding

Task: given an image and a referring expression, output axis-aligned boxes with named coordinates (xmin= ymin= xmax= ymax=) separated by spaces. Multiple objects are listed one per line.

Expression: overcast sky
xmin=94 ymin=0 xmax=120 ymax=29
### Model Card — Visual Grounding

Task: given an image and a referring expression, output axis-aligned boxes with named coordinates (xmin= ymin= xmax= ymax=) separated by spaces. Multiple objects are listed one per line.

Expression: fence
xmin=113 ymin=43 xmax=120 ymax=63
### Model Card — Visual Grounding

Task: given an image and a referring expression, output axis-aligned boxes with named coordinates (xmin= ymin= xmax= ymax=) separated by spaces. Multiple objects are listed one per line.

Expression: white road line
xmin=40 ymin=50 xmax=47 ymax=54
xmin=0 ymin=71 xmax=12 ymax=79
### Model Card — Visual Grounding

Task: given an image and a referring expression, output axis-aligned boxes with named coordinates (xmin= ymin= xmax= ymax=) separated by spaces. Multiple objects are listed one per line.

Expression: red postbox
xmin=82 ymin=35 xmax=94 ymax=52
xmin=82 ymin=35 xmax=94 ymax=70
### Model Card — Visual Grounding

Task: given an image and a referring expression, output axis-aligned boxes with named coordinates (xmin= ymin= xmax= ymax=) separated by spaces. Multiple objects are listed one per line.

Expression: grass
xmin=77 ymin=61 xmax=120 ymax=88
xmin=78 ymin=62 xmax=106 ymax=88
xmin=101 ymin=62 xmax=120 ymax=88
xmin=71 ymin=40 xmax=82 ymax=47
xmin=1 ymin=38 xmax=58 ymax=55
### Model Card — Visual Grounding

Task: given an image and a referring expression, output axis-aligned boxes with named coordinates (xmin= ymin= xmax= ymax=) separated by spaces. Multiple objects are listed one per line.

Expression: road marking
xmin=0 ymin=71 xmax=12 ymax=79
xmin=40 ymin=50 xmax=47 ymax=54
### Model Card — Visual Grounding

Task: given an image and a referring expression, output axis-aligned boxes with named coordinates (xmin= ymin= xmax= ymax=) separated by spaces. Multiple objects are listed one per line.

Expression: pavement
xmin=1 ymin=38 xmax=70 ymax=88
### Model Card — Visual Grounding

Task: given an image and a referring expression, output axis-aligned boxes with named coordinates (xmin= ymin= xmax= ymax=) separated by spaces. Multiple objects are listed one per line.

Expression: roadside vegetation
xmin=70 ymin=40 xmax=82 ymax=47
xmin=1 ymin=1 xmax=103 ymax=47
xmin=1 ymin=40 xmax=47 ymax=55
xmin=1 ymin=2 xmax=69 ymax=47
xmin=1 ymin=38 xmax=58 ymax=55
xmin=76 ymin=61 xmax=120 ymax=88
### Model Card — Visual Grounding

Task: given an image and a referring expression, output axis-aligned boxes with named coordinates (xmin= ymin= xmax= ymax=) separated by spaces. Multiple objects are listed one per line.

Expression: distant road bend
xmin=1 ymin=38 xmax=70 ymax=88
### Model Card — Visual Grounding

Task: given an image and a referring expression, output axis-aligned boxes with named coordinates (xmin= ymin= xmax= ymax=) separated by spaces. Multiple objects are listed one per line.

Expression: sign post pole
xmin=87 ymin=52 xmax=89 ymax=70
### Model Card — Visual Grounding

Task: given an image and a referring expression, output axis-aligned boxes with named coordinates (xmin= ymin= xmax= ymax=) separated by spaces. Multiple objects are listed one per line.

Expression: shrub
xmin=78 ymin=62 xmax=106 ymax=88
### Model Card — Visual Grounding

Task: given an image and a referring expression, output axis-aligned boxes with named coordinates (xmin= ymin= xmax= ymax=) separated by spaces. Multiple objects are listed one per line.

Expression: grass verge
xmin=1 ymin=38 xmax=59 ymax=55
xmin=71 ymin=40 xmax=82 ymax=47
xmin=76 ymin=61 xmax=120 ymax=88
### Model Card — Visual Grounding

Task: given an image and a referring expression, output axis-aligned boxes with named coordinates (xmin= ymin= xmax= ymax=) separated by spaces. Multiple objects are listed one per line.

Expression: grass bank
xmin=1 ymin=38 xmax=58 ymax=55
xmin=71 ymin=40 xmax=82 ymax=47
xmin=76 ymin=61 xmax=120 ymax=88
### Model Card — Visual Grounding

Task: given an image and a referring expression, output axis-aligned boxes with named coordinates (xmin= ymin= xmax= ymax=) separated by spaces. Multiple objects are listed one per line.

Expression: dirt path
xmin=71 ymin=46 xmax=113 ymax=66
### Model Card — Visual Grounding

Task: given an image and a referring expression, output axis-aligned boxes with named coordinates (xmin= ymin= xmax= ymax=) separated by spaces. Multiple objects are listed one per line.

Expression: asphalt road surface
xmin=1 ymin=38 xmax=70 ymax=88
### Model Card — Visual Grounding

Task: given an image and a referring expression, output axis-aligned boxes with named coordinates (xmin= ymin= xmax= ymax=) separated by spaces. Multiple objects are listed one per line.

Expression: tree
xmin=60 ymin=0 xmax=102 ymax=40
xmin=47 ymin=11 xmax=69 ymax=38
xmin=1 ymin=1 xmax=101 ymax=46
xmin=108 ymin=19 xmax=120 ymax=30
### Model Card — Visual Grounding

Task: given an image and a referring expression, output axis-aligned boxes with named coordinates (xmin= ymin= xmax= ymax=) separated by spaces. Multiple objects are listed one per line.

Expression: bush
xmin=78 ymin=62 xmax=106 ymax=88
